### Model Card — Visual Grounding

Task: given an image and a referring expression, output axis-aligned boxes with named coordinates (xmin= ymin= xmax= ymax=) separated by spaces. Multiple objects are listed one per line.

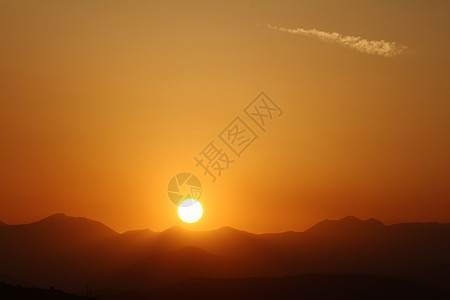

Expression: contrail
xmin=267 ymin=25 xmax=408 ymax=58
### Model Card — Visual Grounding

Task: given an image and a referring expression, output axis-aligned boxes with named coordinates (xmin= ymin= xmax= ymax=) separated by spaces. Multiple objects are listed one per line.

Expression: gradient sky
xmin=1 ymin=0 xmax=449 ymax=233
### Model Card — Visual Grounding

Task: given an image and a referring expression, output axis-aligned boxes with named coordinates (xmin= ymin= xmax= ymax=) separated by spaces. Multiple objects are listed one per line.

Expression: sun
xmin=178 ymin=199 xmax=203 ymax=223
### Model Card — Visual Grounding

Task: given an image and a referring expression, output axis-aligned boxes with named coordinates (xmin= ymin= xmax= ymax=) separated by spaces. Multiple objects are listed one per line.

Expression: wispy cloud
xmin=267 ymin=25 xmax=408 ymax=58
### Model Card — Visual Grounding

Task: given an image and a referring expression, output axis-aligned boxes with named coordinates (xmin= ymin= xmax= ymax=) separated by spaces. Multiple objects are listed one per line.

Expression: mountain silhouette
xmin=0 ymin=214 xmax=449 ymax=296
xmin=102 ymin=246 xmax=259 ymax=290
xmin=305 ymin=216 xmax=386 ymax=236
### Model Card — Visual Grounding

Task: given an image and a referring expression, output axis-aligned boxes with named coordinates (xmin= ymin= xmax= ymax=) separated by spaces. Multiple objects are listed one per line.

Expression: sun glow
xmin=178 ymin=199 xmax=203 ymax=223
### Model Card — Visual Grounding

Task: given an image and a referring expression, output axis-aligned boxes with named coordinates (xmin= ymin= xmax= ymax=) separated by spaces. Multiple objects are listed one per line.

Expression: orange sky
xmin=1 ymin=0 xmax=449 ymax=233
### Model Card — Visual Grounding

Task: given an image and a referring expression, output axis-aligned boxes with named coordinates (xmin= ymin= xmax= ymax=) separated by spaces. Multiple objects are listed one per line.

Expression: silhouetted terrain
xmin=1 ymin=214 xmax=449 ymax=298
xmin=0 ymin=282 xmax=93 ymax=300
xmin=143 ymin=274 xmax=450 ymax=300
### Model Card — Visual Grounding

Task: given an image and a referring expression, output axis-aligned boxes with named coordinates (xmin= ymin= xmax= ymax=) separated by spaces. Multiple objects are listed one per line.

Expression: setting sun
xmin=178 ymin=199 xmax=203 ymax=223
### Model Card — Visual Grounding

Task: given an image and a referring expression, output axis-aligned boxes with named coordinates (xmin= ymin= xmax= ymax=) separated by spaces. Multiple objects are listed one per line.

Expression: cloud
xmin=267 ymin=25 xmax=408 ymax=58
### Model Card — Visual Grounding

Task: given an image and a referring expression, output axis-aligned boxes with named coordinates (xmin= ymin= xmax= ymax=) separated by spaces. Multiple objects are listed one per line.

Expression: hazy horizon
xmin=1 ymin=212 xmax=449 ymax=235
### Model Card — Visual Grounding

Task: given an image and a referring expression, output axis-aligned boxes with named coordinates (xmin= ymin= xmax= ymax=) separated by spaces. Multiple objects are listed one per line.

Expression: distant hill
xmin=305 ymin=216 xmax=386 ymax=236
xmin=0 ymin=214 xmax=449 ymax=293
xmin=102 ymin=246 xmax=259 ymax=290
xmin=0 ymin=213 xmax=119 ymax=290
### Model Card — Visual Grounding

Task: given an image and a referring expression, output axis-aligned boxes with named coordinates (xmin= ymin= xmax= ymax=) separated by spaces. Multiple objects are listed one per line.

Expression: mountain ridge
xmin=3 ymin=214 xmax=449 ymax=234
xmin=1 ymin=213 xmax=449 ymax=292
